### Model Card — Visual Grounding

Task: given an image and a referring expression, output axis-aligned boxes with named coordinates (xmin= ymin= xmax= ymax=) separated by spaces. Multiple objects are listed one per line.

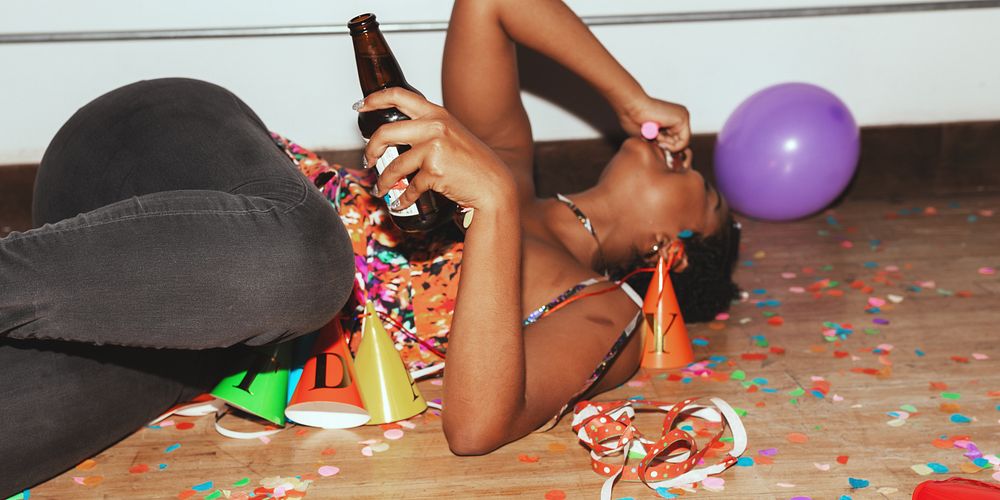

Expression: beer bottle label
xmin=371 ymin=144 xmax=419 ymax=217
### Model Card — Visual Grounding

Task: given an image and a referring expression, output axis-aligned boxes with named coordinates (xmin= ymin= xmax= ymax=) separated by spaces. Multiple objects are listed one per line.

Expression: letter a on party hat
xmin=354 ymin=301 xmax=427 ymax=424
xmin=641 ymin=253 xmax=694 ymax=369
xmin=211 ymin=343 xmax=291 ymax=425
xmin=286 ymin=317 xmax=370 ymax=428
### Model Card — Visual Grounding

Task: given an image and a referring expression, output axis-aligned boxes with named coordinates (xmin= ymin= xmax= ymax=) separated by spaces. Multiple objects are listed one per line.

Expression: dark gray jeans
xmin=0 ymin=78 xmax=355 ymax=495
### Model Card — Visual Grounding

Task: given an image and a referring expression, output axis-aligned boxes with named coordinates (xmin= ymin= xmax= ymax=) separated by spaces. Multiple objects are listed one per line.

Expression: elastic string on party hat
xmin=538 ymin=240 xmax=686 ymax=321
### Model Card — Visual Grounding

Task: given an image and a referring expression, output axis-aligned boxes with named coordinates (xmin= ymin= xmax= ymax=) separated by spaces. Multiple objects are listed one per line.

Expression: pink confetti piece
xmin=384 ymin=429 xmax=405 ymax=440
xmin=781 ymin=272 xmax=797 ymax=279
xmin=701 ymin=477 xmax=725 ymax=491
xmin=973 ymin=353 xmax=989 ymax=360
xmin=398 ymin=420 xmax=416 ymax=429
xmin=317 ymin=465 xmax=340 ymax=477
xmin=776 ymin=483 xmax=796 ymax=488
xmin=715 ymin=312 xmax=730 ymax=320
xmin=979 ymin=267 xmax=996 ymax=275
xmin=430 ymin=379 xmax=443 ymax=386
xmin=789 ymin=286 xmax=805 ymax=294
xmin=258 ymin=436 xmax=271 ymax=444
xmin=159 ymin=419 xmax=175 ymax=427
xmin=73 ymin=476 xmax=86 ymax=485
xmin=832 ymin=394 xmax=844 ymax=402
xmin=814 ymin=463 xmax=831 ymax=471
xmin=868 ymin=297 xmax=886 ymax=307
xmin=361 ymin=446 xmax=373 ymax=457
xmin=626 ymin=380 xmax=645 ymax=387
xmin=885 ymin=265 xmax=899 ymax=272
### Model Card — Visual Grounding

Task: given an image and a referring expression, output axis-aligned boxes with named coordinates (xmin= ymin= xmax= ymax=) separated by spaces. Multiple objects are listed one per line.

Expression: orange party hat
xmin=641 ymin=250 xmax=694 ymax=369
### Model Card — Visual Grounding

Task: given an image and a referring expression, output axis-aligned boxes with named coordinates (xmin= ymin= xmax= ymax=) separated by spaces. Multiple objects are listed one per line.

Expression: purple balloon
xmin=714 ymin=83 xmax=860 ymax=221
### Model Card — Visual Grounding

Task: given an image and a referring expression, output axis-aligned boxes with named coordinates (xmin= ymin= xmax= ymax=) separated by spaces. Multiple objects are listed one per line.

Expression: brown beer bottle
xmin=349 ymin=13 xmax=457 ymax=233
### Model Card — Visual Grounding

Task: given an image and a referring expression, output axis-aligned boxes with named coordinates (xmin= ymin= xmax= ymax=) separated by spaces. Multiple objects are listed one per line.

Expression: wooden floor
xmin=19 ymin=193 xmax=1000 ymax=499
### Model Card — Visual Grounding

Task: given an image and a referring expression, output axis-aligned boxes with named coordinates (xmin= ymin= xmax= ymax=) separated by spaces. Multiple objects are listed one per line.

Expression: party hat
xmin=354 ymin=301 xmax=427 ymax=424
xmin=286 ymin=330 xmax=319 ymax=405
xmin=285 ymin=318 xmax=370 ymax=428
xmin=211 ymin=343 xmax=290 ymax=425
xmin=641 ymin=254 xmax=694 ymax=368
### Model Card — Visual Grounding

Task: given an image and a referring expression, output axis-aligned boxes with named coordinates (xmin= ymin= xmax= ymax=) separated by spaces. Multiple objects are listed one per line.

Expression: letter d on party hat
xmin=641 ymin=253 xmax=694 ymax=369
xmin=285 ymin=317 xmax=370 ymax=428
xmin=211 ymin=343 xmax=290 ymax=426
xmin=354 ymin=301 xmax=427 ymax=424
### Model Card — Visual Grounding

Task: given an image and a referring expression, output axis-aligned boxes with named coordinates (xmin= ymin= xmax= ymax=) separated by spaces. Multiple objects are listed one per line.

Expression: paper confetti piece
xmin=736 ymin=457 xmax=754 ymax=466
xmin=518 ymin=454 xmax=539 ymax=463
xmin=544 ymin=490 xmax=566 ymax=500
xmin=233 ymin=478 xmax=250 ymax=487
xmin=81 ymin=476 xmax=103 ymax=486
xmin=192 ymin=482 xmax=213 ymax=492
xmin=786 ymin=432 xmax=809 ymax=443
xmin=128 ymin=464 xmax=149 ymax=474
xmin=204 ymin=492 xmax=222 ymax=500
xmin=836 ymin=455 xmax=849 ymax=464
xmin=317 ymin=465 xmax=340 ymax=477
xmin=383 ymin=429 xmax=404 ymax=440
xmin=701 ymin=477 xmax=725 ymax=491
xmin=927 ymin=462 xmax=949 ymax=473
xmin=75 ymin=459 xmax=97 ymax=471
xmin=950 ymin=413 xmax=972 ymax=423
xmin=848 ymin=478 xmax=869 ymax=489
xmin=911 ymin=464 xmax=933 ymax=475
xmin=164 ymin=443 xmax=181 ymax=453
xmin=176 ymin=422 xmax=195 ymax=430
xmin=815 ymin=463 xmax=831 ymax=471
xmin=548 ymin=442 xmax=567 ymax=453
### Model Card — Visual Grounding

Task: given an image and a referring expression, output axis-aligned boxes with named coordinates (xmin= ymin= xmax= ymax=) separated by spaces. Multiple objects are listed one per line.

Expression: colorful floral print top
xmin=271 ymin=133 xmax=461 ymax=372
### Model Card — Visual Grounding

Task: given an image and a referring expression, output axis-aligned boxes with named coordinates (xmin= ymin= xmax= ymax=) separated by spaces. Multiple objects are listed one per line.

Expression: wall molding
xmin=2 ymin=1 xmax=999 ymax=43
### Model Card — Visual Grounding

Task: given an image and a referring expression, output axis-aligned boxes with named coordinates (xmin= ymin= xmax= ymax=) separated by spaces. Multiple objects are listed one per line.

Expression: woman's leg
xmin=0 ymin=78 xmax=354 ymax=495
xmin=2 ymin=78 xmax=355 ymax=348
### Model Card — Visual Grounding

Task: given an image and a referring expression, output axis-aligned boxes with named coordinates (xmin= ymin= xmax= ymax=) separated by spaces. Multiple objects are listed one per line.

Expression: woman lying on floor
xmin=0 ymin=0 xmax=738 ymax=494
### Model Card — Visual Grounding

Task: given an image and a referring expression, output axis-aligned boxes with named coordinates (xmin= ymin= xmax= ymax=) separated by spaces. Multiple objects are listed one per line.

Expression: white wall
xmin=1 ymin=0 xmax=999 ymax=165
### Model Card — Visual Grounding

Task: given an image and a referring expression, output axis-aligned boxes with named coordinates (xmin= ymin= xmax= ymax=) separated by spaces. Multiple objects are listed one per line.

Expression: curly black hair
xmin=623 ymin=213 xmax=741 ymax=323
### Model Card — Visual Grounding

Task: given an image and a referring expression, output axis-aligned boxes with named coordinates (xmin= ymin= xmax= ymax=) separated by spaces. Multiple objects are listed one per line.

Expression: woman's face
xmin=600 ymin=137 xmax=726 ymax=261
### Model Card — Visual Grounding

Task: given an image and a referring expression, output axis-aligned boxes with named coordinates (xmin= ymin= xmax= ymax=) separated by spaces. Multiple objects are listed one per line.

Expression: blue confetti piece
xmin=974 ymin=457 xmax=990 ymax=468
xmin=158 ymin=464 xmax=168 ymax=470
xmin=752 ymin=377 xmax=769 ymax=386
xmin=761 ymin=388 xmax=778 ymax=393
xmin=615 ymin=498 xmax=636 ymax=500
xmin=147 ymin=425 xmax=162 ymax=430
xmin=8 ymin=490 xmax=29 ymax=500
xmin=678 ymin=229 xmax=693 ymax=239
xmin=927 ymin=462 xmax=949 ymax=473
xmin=709 ymin=355 xmax=727 ymax=362
xmin=950 ymin=413 xmax=972 ymax=423
xmin=811 ymin=390 xmax=825 ymax=399
xmin=865 ymin=307 xmax=881 ymax=314
xmin=628 ymin=395 xmax=646 ymax=401
xmin=192 ymin=482 xmax=213 ymax=492
xmin=681 ymin=377 xmax=692 ymax=384
xmin=742 ymin=260 xmax=754 ymax=267
xmin=752 ymin=288 xmax=767 ymax=295
xmin=164 ymin=443 xmax=181 ymax=453
xmin=996 ymin=404 xmax=1000 ymax=411
xmin=916 ymin=349 xmax=925 ymax=357
xmin=968 ymin=215 xmax=978 ymax=222
xmin=679 ymin=424 xmax=694 ymax=431
xmin=840 ymin=496 xmax=853 ymax=500
xmin=692 ymin=338 xmax=709 ymax=347
xmin=655 ymin=487 xmax=677 ymax=498
xmin=863 ymin=261 xmax=878 ymax=268
xmin=736 ymin=457 xmax=754 ymax=467
xmin=848 ymin=477 xmax=869 ymax=489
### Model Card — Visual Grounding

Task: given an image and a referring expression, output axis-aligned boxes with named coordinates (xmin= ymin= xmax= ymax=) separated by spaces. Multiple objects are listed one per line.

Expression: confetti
xmin=128 ymin=464 xmax=149 ymax=474
xmin=192 ymin=482 xmax=213 ymax=492
xmin=164 ymin=443 xmax=181 ymax=453
xmin=786 ymin=432 xmax=809 ymax=443
xmin=701 ymin=477 xmax=725 ymax=491
xmin=384 ymin=429 xmax=405 ymax=440
xmin=544 ymin=490 xmax=566 ymax=500
xmin=317 ymin=465 xmax=340 ymax=477
xmin=848 ymin=478 xmax=869 ymax=489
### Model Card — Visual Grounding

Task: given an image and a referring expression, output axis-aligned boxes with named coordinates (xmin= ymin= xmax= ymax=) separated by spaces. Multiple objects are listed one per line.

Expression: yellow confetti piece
xmin=911 ymin=464 xmax=934 ymax=476
xmin=76 ymin=459 xmax=97 ymax=471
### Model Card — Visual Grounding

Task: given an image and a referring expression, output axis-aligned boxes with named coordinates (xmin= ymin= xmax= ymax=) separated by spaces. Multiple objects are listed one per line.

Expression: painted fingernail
xmin=361 ymin=156 xmax=369 ymax=168
xmin=370 ymin=184 xmax=380 ymax=196
xmin=390 ymin=199 xmax=401 ymax=210
xmin=352 ymin=98 xmax=365 ymax=111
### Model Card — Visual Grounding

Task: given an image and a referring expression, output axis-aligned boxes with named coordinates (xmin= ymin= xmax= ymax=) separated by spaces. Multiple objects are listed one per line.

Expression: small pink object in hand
xmin=640 ymin=121 xmax=660 ymax=140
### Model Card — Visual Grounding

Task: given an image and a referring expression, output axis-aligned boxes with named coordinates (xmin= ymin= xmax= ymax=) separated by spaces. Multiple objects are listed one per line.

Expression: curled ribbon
xmin=571 ymin=397 xmax=747 ymax=500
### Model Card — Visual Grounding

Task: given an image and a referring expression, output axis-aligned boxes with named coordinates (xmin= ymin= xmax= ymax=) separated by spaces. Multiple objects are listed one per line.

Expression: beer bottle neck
xmin=351 ymin=30 xmax=410 ymax=96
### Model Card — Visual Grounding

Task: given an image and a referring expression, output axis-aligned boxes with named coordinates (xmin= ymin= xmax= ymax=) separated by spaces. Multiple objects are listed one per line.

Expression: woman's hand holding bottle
xmin=358 ymin=87 xmax=517 ymax=218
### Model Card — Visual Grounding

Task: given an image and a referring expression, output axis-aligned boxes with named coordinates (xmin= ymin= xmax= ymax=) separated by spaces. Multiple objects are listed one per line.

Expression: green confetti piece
xmin=733 ymin=407 xmax=748 ymax=417
xmin=205 ymin=491 xmax=222 ymax=500
xmin=900 ymin=404 xmax=918 ymax=413
xmin=762 ymin=311 xmax=778 ymax=318
xmin=233 ymin=478 xmax=250 ymax=487
xmin=941 ymin=392 xmax=961 ymax=400
xmin=864 ymin=328 xmax=880 ymax=335
xmin=789 ymin=387 xmax=806 ymax=397
xmin=790 ymin=398 xmax=799 ymax=405
xmin=741 ymin=381 xmax=754 ymax=389
xmin=827 ymin=280 xmax=840 ymax=287
xmin=821 ymin=265 xmax=834 ymax=271
xmin=628 ymin=449 xmax=647 ymax=460
xmin=730 ymin=370 xmax=747 ymax=381
xmin=720 ymin=437 xmax=734 ymax=443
